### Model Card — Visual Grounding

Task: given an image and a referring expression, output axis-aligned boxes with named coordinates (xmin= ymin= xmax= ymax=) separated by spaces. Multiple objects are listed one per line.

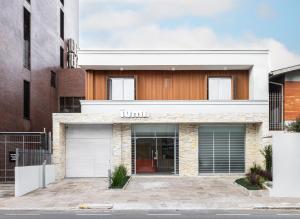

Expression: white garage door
xmin=66 ymin=124 xmax=112 ymax=177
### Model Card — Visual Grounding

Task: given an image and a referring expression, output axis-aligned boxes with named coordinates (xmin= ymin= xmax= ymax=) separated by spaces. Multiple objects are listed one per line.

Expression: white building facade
xmin=53 ymin=50 xmax=270 ymax=179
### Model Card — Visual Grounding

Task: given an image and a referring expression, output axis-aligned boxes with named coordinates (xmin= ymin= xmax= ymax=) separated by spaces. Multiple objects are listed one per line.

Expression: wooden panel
xmin=85 ymin=70 xmax=249 ymax=100
xmin=285 ymin=81 xmax=300 ymax=120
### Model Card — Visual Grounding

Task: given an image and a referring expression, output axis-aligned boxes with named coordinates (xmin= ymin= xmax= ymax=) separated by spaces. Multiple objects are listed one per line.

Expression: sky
xmin=79 ymin=0 xmax=300 ymax=70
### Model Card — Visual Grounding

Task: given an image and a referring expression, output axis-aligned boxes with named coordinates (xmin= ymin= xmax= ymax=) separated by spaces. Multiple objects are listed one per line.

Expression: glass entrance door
xmin=132 ymin=124 xmax=179 ymax=175
xmin=135 ymin=138 xmax=175 ymax=174
xmin=136 ymin=138 xmax=157 ymax=173
xmin=157 ymin=138 xmax=174 ymax=173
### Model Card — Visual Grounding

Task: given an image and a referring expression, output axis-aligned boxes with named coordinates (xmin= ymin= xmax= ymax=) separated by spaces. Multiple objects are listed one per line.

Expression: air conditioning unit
xmin=67 ymin=39 xmax=76 ymax=53
xmin=68 ymin=52 xmax=77 ymax=68
xmin=67 ymin=38 xmax=78 ymax=68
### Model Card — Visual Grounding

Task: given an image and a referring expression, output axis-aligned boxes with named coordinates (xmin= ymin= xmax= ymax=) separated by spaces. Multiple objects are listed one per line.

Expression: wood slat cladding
xmin=284 ymin=81 xmax=300 ymax=120
xmin=86 ymin=70 xmax=249 ymax=100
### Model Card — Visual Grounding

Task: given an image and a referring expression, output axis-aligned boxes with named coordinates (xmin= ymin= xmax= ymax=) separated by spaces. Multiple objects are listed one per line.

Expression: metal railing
xmin=15 ymin=148 xmax=51 ymax=167
xmin=269 ymin=92 xmax=284 ymax=131
xmin=0 ymin=132 xmax=51 ymax=183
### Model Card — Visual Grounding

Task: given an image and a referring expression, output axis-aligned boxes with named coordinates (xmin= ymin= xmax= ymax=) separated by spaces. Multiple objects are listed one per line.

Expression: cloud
xmin=79 ymin=0 xmax=300 ymax=70
xmin=80 ymin=25 xmax=300 ymax=70
xmin=80 ymin=0 xmax=237 ymax=31
xmin=257 ymin=3 xmax=276 ymax=20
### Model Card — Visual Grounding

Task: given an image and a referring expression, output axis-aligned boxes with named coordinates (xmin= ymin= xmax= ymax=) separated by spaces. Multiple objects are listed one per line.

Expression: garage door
xmin=66 ymin=124 xmax=112 ymax=177
xmin=199 ymin=125 xmax=245 ymax=174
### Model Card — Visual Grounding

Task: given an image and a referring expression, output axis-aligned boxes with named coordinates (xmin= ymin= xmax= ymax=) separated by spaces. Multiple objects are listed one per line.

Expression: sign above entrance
xmin=120 ymin=110 xmax=150 ymax=118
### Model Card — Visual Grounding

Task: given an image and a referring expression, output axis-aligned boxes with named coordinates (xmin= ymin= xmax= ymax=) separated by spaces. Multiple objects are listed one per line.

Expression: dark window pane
xmin=60 ymin=9 xmax=64 ymax=39
xmin=60 ymin=0 xmax=64 ymax=5
xmin=23 ymin=81 xmax=30 ymax=119
xmin=60 ymin=97 xmax=84 ymax=113
xmin=23 ymin=8 xmax=31 ymax=70
xmin=50 ymin=71 xmax=56 ymax=88
xmin=60 ymin=47 xmax=64 ymax=68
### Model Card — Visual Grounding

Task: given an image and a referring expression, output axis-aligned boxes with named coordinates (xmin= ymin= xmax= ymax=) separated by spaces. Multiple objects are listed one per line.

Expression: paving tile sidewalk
xmin=0 ymin=177 xmax=300 ymax=210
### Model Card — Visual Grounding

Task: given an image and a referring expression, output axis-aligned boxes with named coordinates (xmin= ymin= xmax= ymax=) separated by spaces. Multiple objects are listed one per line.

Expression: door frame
xmin=134 ymin=136 xmax=177 ymax=175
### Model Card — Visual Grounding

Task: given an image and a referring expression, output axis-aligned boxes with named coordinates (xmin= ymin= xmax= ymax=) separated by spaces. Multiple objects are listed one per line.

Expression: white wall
xmin=15 ymin=165 xmax=55 ymax=197
xmin=64 ymin=0 xmax=79 ymax=44
xmin=271 ymin=133 xmax=300 ymax=197
xmin=81 ymin=100 xmax=268 ymax=115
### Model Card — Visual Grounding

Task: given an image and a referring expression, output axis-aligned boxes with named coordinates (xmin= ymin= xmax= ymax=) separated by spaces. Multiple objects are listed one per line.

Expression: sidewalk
xmin=1 ymin=177 xmax=300 ymax=210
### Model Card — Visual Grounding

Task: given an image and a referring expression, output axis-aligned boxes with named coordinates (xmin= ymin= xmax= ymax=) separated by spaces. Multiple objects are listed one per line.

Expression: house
xmin=0 ymin=0 xmax=83 ymax=132
xmin=269 ymin=64 xmax=300 ymax=130
xmin=52 ymin=49 xmax=270 ymax=178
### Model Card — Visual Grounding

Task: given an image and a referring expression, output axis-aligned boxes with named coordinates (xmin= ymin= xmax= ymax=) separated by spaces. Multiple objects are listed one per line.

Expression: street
xmin=0 ymin=210 xmax=300 ymax=219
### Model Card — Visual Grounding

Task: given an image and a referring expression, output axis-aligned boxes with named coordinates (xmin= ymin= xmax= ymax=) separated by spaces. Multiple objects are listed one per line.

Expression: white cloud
xmin=257 ymin=3 xmax=276 ymax=20
xmin=80 ymin=0 xmax=237 ymax=31
xmin=80 ymin=25 xmax=300 ymax=70
xmin=79 ymin=0 xmax=300 ymax=70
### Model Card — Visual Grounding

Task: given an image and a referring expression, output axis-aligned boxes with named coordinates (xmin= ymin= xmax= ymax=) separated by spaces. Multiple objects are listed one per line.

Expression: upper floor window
xmin=109 ymin=78 xmax=135 ymax=100
xmin=208 ymin=77 xmax=232 ymax=100
xmin=60 ymin=9 xmax=64 ymax=40
xmin=60 ymin=97 xmax=84 ymax=113
xmin=51 ymin=71 xmax=57 ymax=88
xmin=23 ymin=80 xmax=30 ymax=120
xmin=60 ymin=46 xmax=64 ymax=68
xmin=23 ymin=8 xmax=31 ymax=70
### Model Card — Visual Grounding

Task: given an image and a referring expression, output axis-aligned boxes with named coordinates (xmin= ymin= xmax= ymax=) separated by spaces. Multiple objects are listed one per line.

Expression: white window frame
xmin=109 ymin=77 xmax=135 ymax=100
xmin=208 ymin=77 xmax=232 ymax=100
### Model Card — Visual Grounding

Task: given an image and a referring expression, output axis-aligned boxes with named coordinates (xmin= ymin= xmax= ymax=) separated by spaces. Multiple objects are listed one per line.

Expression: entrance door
xmin=157 ymin=138 xmax=175 ymax=173
xmin=136 ymin=138 xmax=157 ymax=173
xmin=135 ymin=138 xmax=175 ymax=174
xmin=132 ymin=124 xmax=179 ymax=175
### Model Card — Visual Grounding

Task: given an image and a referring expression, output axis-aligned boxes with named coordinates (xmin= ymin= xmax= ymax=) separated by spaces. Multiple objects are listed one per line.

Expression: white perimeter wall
xmin=15 ymin=165 xmax=55 ymax=197
xmin=271 ymin=133 xmax=300 ymax=197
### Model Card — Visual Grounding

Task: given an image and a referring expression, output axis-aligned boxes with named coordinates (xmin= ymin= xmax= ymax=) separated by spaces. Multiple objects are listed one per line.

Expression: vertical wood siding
xmin=285 ymin=81 xmax=300 ymax=120
xmin=86 ymin=70 xmax=249 ymax=100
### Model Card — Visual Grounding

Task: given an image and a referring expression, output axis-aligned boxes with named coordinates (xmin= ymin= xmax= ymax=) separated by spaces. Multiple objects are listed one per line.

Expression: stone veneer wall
xmin=179 ymin=124 xmax=199 ymax=176
xmin=52 ymin=122 xmax=66 ymax=180
xmin=111 ymin=124 xmax=132 ymax=174
xmin=52 ymin=111 xmax=269 ymax=179
xmin=245 ymin=123 xmax=263 ymax=171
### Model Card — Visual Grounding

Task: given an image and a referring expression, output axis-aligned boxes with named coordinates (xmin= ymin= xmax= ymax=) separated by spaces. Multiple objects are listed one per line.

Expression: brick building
xmin=0 ymin=0 xmax=84 ymax=132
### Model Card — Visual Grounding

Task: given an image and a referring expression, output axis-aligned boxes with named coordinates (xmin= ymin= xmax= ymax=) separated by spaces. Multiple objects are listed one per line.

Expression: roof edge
xmin=78 ymin=49 xmax=269 ymax=55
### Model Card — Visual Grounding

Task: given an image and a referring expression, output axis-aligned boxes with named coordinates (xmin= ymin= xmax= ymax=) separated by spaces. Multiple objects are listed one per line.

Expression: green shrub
xmin=286 ymin=120 xmax=300 ymax=132
xmin=245 ymin=163 xmax=267 ymax=189
xmin=249 ymin=163 xmax=263 ymax=175
xmin=111 ymin=165 xmax=129 ymax=188
xmin=261 ymin=145 xmax=272 ymax=173
xmin=246 ymin=172 xmax=265 ymax=188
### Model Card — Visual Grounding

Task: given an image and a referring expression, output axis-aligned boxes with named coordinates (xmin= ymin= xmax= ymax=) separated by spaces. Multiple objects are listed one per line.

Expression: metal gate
xmin=0 ymin=132 xmax=49 ymax=183
xmin=269 ymin=92 xmax=284 ymax=131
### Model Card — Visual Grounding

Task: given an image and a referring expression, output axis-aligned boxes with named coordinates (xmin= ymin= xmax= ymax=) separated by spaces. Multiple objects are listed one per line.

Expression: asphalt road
xmin=0 ymin=210 xmax=300 ymax=219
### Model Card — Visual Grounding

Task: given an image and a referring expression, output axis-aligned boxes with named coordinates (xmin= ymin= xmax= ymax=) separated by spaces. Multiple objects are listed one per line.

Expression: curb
xmin=78 ymin=204 xmax=113 ymax=210
xmin=123 ymin=176 xmax=132 ymax=190
xmin=254 ymin=206 xmax=300 ymax=210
